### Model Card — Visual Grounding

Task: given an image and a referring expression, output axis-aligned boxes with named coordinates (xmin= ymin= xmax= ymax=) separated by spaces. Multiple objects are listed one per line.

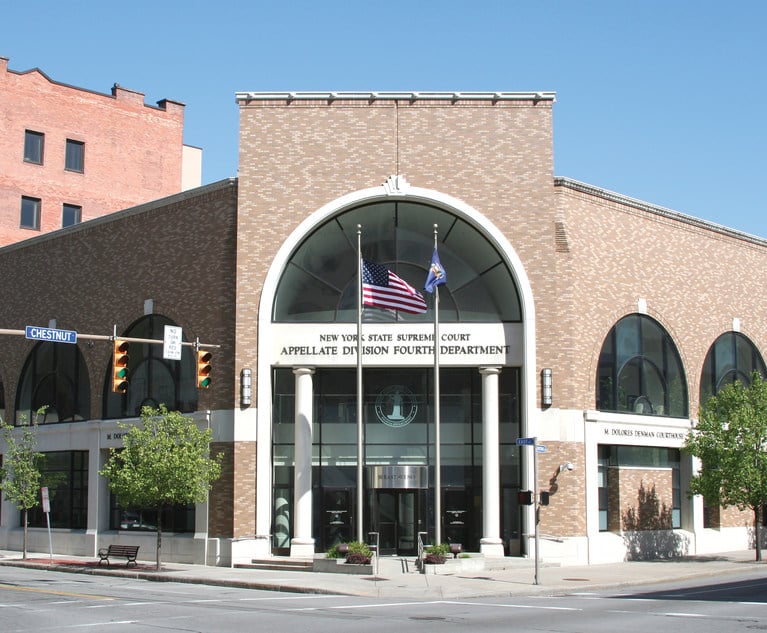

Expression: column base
xmin=480 ymin=538 xmax=505 ymax=558
xmin=290 ymin=538 xmax=315 ymax=558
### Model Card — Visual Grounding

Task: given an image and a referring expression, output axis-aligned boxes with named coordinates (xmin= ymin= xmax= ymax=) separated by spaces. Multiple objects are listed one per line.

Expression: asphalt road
xmin=1 ymin=566 xmax=766 ymax=632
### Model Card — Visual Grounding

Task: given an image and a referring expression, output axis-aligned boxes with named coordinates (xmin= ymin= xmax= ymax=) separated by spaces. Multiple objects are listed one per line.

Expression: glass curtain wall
xmin=272 ymin=366 xmax=521 ymax=553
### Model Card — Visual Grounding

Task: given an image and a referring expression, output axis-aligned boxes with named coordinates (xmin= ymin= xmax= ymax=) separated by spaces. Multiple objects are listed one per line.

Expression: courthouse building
xmin=1 ymin=90 xmax=766 ymax=566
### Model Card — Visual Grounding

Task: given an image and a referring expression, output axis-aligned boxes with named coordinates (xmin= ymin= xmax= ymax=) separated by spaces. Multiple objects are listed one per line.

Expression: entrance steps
xmin=235 ymin=557 xmax=314 ymax=572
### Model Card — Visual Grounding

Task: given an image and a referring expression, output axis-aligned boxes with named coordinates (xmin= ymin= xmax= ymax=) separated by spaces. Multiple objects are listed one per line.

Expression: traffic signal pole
xmin=0 ymin=327 xmax=219 ymax=350
xmin=533 ymin=436 xmax=540 ymax=586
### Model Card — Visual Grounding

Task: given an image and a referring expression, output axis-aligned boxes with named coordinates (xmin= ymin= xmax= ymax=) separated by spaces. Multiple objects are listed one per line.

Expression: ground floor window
xmin=108 ymin=494 xmax=195 ymax=533
xmin=272 ymin=366 xmax=521 ymax=553
xmin=598 ymin=445 xmax=680 ymax=532
xmin=27 ymin=450 xmax=88 ymax=529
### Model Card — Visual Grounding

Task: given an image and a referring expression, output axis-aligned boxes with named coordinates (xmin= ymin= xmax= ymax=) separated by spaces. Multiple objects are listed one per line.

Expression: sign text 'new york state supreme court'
xmin=271 ymin=323 xmax=524 ymax=366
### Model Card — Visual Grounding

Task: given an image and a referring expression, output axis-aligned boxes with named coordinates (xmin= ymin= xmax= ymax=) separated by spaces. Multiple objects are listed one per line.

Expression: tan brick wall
xmin=232 ymin=441 xmax=257 ymax=537
xmin=0 ymin=180 xmax=243 ymax=538
xmin=549 ymin=184 xmax=767 ymax=416
xmin=537 ymin=442 xmax=586 ymax=536
xmin=0 ymin=58 xmax=186 ymax=246
xmin=0 ymin=180 xmax=238 ymax=420
xmin=236 ymin=97 xmax=556 ymax=395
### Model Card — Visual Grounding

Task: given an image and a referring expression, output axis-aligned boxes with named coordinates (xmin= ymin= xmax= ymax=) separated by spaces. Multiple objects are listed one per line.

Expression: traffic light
xmin=112 ymin=339 xmax=129 ymax=393
xmin=197 ymin=349 xmax=212 ymax=389
xmin=518 ymin=490 xmax=534 ymax=506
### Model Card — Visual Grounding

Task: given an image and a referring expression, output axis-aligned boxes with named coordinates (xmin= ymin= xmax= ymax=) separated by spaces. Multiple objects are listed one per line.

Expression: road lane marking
xmin=0 ymin=583 xmax=114 ymax=600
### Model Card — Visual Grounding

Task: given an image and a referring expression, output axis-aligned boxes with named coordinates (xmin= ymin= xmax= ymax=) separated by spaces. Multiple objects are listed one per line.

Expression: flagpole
xmin=356 ymin=224 xmax=364 ymax=543
xmin=433 ymin=224 xmax=442 ymax=545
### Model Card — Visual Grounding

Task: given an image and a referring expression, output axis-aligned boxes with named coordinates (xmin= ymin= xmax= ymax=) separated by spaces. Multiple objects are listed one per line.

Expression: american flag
xmin=362 ymin=260 xmax=427 ymax=314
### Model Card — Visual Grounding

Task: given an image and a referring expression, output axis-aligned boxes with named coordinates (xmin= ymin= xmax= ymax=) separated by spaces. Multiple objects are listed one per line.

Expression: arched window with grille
xmin=15 ymin=342 xmax=90 ymax=424
xmin=596 ymin=314 xmax=688 ymax=418
xmin=103 ymin=314 xmax=197 ymax=419
xmin=699 ymin=331 xmax=767 ymax=404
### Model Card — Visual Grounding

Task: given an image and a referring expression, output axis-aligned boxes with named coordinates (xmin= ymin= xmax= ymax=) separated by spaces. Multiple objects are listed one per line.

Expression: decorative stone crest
xmin=383 ymin=175 xmax=411 ymax=195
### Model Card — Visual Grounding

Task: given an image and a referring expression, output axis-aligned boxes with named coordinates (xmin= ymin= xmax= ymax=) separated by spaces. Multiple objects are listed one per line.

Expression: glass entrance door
xmin=373 ymin=490 xmax=420 ymax=556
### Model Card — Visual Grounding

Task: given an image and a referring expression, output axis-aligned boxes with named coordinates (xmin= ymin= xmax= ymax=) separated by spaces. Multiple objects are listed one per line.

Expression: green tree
xmin=0 ymin=408 xmax=46 ymax=560
xmin=100 ymin=405 xmax=223 ymax=570
xmin=684 ymin=372 xmax=767 ymax=561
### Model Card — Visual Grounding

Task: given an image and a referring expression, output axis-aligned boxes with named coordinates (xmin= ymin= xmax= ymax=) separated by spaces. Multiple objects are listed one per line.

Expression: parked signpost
xmin=41 ymin=486 xmax=52 ymax=563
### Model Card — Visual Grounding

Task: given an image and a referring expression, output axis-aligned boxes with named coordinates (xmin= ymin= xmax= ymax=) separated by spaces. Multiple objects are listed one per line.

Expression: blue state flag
xmin=424 ymin=248 xmax=447 ymax=293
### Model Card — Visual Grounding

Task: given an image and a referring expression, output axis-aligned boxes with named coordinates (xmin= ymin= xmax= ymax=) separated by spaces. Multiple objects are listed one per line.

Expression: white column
xmin=291 ymin=367 xmax=315 ymax=558
xmin=480 ymin=366 xmax=504 ymax=557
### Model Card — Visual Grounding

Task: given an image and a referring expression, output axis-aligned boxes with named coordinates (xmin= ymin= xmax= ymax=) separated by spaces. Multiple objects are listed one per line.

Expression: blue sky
xmin=3 ymin=1 xmax=766 ymax=236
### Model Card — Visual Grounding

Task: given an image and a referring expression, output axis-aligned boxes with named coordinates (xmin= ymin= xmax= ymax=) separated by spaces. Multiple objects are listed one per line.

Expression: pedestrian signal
xmin=518 ymin=490 xmax=534 ymax=506
xmin=197 ymin=350 xmax=212 ymax=389
xmin=112 ymin=339 xmax=129 ymax=393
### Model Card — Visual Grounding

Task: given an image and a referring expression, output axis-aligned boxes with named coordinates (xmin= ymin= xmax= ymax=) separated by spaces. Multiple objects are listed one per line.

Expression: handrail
xmin=417 ymin=531 xmax=428 ymax=567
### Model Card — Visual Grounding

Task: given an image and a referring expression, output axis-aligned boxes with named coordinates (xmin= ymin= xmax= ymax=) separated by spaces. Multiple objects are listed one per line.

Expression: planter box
xmin=421 ymin=556 xmax=486 ymax=575
xmin=313 ymin=557 xmax=373 ymax=575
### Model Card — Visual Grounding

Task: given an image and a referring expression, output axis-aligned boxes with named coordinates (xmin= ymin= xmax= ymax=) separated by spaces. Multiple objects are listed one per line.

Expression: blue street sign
xmin=25 ymin=325 xmax=77 ymax=344
xmin=516 ymin=437 xmax=535 ymax=446
xmin=536 ymin=445 xmax=547 ymax=453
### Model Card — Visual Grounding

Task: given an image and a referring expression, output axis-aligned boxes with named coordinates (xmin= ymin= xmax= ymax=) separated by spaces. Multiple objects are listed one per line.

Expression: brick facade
xmin=0 ymin=57 xmax=197 ymax=246
xmin=1 ymin=90 xmax=765 ymax=565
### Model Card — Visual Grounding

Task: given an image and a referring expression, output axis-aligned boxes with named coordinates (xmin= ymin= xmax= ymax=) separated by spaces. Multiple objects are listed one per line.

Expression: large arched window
xmin=103 ymin=314 xmax=197 ymax=419
xmin=596 ymin=314 xmax=688 ymax=417
xmin=274 ymin=200 xmax=521 ymax=323
xmin=700 ymin=332 xmax=767 ymax=404
xmin=16 ymin=342 xmax=90 ymax=424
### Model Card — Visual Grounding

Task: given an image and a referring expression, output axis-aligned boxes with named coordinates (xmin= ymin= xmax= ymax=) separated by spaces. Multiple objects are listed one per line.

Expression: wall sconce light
xmin=559 ymin=462 xmax=574 ymax=473
xmin=240 ymin=368 xmax=252 ymax=407
xmin=541 ymin=368 xmax=552 ymax=407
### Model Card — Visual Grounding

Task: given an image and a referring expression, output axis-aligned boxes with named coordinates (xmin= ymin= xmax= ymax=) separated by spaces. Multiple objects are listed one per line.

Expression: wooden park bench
xmin=98 ymin=544 xmax=140 ymax=567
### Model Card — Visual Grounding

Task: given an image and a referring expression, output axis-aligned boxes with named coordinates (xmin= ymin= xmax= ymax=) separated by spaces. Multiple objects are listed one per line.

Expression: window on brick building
xmin=596 ymin=314 xmax=688 ymax=417
xmin=273 ymin=200 xmax=521 ymax=323
xmin=65 ymin=139 xmax=84 ymax=172
xmin=26 ymin=451 xmax=88 ymax=529
xmin=103 ymin=314 xmax=198 ymax=419
xmin=16 ymin=341 xmax=90 ymax=424
xmin=62 ymin=203 xmax=82 ymax=227
xmin=700 ymin=332 xmax=767 ymax=404
xmin=24 ymin=130 xmax=44 ymax=164
xmin=598 ymin=445 xmax=681 ymax=532
xmin=20 ymin=196 xmax=41 ymax=230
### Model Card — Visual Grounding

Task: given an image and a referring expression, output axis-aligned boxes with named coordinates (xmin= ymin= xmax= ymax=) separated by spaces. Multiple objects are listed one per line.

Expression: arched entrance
xmin=256 ymin=180 xmax=537 ymax=558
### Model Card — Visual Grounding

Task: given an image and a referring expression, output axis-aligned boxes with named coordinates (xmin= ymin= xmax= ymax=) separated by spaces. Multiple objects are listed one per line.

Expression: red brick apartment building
xmin=0 ymin=57 xmax=201 ymax=246
xmin=0 ymin=90 xmax=765 ymax=568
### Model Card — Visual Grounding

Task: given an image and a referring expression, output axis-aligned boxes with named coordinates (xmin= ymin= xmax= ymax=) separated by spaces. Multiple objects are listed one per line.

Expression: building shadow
xmin=622 ymin=482 xmax=689 ymax=560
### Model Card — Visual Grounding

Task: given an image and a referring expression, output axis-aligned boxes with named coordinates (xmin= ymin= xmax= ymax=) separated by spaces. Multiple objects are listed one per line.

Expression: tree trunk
xmin=22 ymin=510 xmax=28 ymax=560
xmin=756 ymin=505 xmax=763 ymax=562
xmin=155 ymin=510 xmax=163 ymax=571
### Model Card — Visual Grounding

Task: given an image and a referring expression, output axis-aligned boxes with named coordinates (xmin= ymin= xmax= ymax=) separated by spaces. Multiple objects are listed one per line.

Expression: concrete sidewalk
xmin=0 ymin=549 xmax=762 ymax=599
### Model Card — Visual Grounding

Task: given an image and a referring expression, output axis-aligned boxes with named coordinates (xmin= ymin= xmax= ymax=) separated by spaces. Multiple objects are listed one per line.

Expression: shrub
xmin=346 ymin=541 xmax=373 ymax=558
xmin=328 ymin=540 xmax=372 ymax=564
xmin=346 ymin=552 xmax=371 ymax=565
xmin=425 ymin=543 xmax=450 ymax=556
xmin=423 ymin=553 xmax=446 ymax=564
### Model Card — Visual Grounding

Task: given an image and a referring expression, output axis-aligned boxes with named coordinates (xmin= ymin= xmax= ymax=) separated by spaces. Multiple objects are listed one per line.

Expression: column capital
xmin=479 ymin=366 xmax=502 ymax=376
xmin=292 ymin=366 xmax=315 ymax=376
